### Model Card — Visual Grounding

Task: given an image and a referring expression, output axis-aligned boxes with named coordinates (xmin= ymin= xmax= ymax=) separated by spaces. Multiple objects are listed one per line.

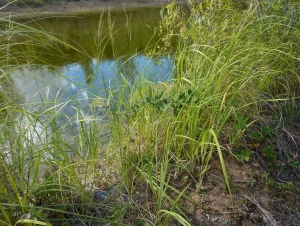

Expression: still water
xmin=10 ymin=7 xmax=173 ymax=119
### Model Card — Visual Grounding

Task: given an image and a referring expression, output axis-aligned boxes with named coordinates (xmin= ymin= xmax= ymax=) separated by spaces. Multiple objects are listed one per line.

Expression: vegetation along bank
xmin=0 ymin=0 xmax=300 ymax=225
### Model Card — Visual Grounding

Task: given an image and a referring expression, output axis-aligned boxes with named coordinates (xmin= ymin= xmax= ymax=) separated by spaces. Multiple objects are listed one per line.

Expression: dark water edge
xmin=5 ymin=6 xmax=167 ymax=66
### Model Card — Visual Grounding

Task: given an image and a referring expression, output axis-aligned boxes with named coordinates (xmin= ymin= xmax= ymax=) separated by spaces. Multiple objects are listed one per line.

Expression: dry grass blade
xmin=243 ymin=194 xmax=277 ymax=226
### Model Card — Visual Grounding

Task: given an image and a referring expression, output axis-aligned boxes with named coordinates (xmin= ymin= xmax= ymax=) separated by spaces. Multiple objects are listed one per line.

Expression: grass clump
xmin=0 ymin=12 xmax=124 ymax=226
xmin=109 ymin=0 xmax=300 ymax=223
xmin=0 ymin=0 xmax=300 ymax=225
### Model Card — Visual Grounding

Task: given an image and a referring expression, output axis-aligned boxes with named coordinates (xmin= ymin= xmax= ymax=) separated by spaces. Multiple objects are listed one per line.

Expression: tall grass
xmin=0 ymin=12 xmax=126 ymax=225
xmin=109 ymin=0 xmax=300 ymax=223
xmin=0 ymin=0 xmax=299 ymax=225
xmin=115 ymin=0 xmax=300 ymax=161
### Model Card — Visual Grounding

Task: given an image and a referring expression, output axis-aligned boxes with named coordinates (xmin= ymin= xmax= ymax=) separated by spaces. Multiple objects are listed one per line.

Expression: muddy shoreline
xmin=0 ymin=0 xmax=188 ymax=18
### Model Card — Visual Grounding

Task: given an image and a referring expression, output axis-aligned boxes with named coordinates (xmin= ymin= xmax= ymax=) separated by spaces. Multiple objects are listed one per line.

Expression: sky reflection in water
xmin=11 ymin=7 xmax=174 ymax=138
xmin=13 ymin=54 xmax=173 ymax=118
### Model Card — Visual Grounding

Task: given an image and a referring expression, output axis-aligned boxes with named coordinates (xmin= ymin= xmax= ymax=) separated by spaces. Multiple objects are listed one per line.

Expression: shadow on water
xmin=2 ymin=6 xmax=174 ymax=138
xmin=9 ymin=7 xmax=165 ymax=66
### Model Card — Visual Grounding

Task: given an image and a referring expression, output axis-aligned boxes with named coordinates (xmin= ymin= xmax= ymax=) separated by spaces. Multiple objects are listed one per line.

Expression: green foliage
xmin=220 ymin=177 xmax=238 ymax=193
xmin=132 ymin=88 xmax=200 ymax=116
xmin=248 ymin=125 xmax=280 ymax=164
xmin=1 ymin=0 xmax=300 ymax=225
xmin=113 ymin=0 xmax=300 ymax=221
xmin=139 ymin=151 xmax=191 ymax=225
xmin=276 ymin=181 xmax=295 ymax=192
xmin=262 ymin=172 xmax=295 ymax=192
xmin=234 ymin=148 xmax=252 ymax=162
xmin=262 ymin=172 xmax=275 ymax=187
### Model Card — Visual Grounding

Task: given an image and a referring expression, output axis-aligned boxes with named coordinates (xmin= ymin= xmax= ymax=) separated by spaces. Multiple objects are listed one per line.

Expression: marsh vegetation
xmin=0 ymin=0 xmax=300 ymax=225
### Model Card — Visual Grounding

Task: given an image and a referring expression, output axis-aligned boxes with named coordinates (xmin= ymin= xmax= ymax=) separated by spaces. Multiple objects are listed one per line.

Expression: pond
xmin=7 ymin=7 xmax=173 ymax=122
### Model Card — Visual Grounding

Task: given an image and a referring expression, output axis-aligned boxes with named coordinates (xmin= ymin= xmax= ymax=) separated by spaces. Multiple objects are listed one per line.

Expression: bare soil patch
xmin=184 ymin=157 xmax=300 ymax=225
xmin=129 ymin=157 xmax=300 ymax=225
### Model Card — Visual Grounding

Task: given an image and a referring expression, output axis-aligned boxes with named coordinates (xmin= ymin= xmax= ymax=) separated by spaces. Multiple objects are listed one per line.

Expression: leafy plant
xmin=262 ymin=172 xmax=275 ymax=187
xmin=276 ymin=182 xmax=295 ymax=193
xmin=234 ymin=148 xmax=252 ymax=162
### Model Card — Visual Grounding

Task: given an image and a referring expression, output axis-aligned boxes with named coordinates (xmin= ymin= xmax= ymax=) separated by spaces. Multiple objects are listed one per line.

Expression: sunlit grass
xmin=0 ymin=0 xmax=300 ymax=225
xmin=108 ymin=0 xmax=300 ymax=223
xmin=0 ymin=11 xmax=120 ymax=225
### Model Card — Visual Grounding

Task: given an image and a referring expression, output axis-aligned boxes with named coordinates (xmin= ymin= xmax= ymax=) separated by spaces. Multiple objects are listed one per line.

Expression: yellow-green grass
xmin=0 ymin=0 xmax=299 ymax=225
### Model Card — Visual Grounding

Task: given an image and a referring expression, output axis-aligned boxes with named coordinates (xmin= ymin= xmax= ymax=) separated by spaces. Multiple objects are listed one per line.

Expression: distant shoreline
xmin=0 ymin=0 xmax=188 ymax=18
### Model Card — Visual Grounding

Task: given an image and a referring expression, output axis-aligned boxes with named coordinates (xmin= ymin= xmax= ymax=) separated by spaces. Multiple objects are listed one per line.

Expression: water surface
xmin=4 ymin=8 xmax=172 ymax=142
xmin=9 ymin=7 xmax=173 ymax=118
